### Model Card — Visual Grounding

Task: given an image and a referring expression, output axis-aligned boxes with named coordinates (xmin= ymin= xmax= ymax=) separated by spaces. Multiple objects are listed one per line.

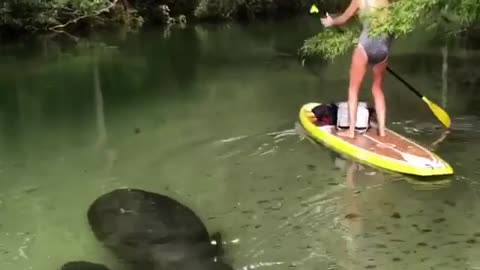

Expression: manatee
xmin=87 ymin=188 xmax=232 ymax=270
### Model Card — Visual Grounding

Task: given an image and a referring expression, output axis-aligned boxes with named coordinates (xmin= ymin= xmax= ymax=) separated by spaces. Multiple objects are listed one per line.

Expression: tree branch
xmin=48 ymin=0 xmax=119 ymax=31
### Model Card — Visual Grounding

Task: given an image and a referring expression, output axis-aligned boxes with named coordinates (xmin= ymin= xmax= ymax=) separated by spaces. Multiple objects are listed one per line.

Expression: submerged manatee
xmin=87 ymin=188 xmax=232 ymax=270
xmin=60 ymin=261 xmax=110 ymax=270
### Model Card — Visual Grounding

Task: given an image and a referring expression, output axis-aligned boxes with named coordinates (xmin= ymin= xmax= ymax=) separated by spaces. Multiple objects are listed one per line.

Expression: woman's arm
xmin=322 ymin=0 xmax=360 ymax=27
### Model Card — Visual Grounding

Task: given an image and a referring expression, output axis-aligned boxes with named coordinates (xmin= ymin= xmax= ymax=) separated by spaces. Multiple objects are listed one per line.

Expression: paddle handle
xmin=386 ymin=66 xmax=423 ymax=99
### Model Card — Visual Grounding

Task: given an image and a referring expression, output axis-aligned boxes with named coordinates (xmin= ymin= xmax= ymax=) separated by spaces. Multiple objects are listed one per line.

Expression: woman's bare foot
xmin=337 ymin=129 xmax=355 ymax=139
xmin=378 ymin=128 xmax=386 ymax=137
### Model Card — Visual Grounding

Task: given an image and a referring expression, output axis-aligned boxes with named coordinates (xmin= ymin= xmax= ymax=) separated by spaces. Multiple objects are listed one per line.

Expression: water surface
xmin=0 ymin=16 xmax=480 ymax=270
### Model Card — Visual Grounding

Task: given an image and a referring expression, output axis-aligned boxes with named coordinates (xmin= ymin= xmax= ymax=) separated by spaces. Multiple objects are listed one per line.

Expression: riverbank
xmin=3 ymin=0 xmax=480 ymax=65
xmin=0 ymin=0 xmax=340 ymax=42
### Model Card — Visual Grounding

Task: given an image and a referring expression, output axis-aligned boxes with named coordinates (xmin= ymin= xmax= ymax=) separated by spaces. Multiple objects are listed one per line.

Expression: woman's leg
xmin=338 ymin=46 xmax=368 ymax=138
xmin=371 ymin=58 xmax=388 ymax=137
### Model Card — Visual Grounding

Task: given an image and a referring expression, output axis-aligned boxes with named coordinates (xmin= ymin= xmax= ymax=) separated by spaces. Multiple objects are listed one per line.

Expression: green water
xmin=1 ymin=16 xmax=480 ymax=270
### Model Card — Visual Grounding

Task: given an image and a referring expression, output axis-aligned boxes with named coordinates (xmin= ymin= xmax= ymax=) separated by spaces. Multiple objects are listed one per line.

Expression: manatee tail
xmin=210 ymin=231 xmax=225 ymax=257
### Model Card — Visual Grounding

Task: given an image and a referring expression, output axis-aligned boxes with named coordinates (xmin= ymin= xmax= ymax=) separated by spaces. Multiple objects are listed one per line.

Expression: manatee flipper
xmin=210 ymin=231 xmax=225 ymax=257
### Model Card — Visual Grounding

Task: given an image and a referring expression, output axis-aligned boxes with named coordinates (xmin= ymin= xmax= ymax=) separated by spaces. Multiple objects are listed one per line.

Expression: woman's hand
xmin=321 ymin=13 xmax=334 ymax=27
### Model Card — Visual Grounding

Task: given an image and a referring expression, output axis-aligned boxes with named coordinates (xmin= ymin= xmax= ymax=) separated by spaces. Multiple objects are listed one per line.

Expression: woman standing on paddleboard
xmin=321 ymin=0 xmax=392 ymax=138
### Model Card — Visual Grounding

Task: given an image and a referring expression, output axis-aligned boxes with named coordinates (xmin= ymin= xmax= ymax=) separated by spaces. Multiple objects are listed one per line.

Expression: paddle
xmin=307 ymin=4 xmax=452 ymax=129
xmin=385 ymin=67 xmax=451 ymax=128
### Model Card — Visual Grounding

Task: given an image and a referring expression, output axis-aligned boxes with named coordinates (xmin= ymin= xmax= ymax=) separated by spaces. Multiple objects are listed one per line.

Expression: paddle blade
xmin=310 ymin=4 xmax=319 ymax=14
xmin=422 ymin=97 xmax=451 ymax=128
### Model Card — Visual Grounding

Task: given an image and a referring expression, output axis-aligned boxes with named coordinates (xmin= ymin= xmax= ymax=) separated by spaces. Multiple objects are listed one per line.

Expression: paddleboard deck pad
xmin=299 ymin=102 xmax=453 ymax=176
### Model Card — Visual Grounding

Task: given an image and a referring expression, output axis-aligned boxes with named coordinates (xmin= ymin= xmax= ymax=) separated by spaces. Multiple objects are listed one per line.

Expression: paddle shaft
xmin=386 ymin=66 xmax=423 ymax=99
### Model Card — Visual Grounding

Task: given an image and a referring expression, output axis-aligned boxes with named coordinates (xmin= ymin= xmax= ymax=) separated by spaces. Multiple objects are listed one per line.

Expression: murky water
xmin=1 ymin=16 xmax=480 ymax=270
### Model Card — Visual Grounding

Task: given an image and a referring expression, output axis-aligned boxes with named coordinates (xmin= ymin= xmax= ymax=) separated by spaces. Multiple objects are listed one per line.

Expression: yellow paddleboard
xmin=299 ymin=102 xmax=454 ymax=176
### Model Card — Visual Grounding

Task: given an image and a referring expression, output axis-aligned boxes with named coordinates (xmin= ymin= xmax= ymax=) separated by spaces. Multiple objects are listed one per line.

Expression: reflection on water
xmin=0 ymin=16 xmax=480 ymax=270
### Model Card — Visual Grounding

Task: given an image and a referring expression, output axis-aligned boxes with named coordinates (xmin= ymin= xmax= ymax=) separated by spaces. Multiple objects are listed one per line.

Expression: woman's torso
xmin=358 ymin=0 xmax=390 ymax=36
xmin=357 ymin=0 xmax=392 ymax=62
xmin=359 ymin=0 xmax=389 ymax=11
